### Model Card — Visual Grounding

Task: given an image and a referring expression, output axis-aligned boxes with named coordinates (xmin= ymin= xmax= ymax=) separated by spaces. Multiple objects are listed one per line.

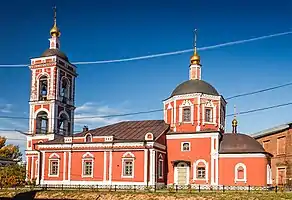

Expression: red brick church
xmin=25 ymin=10 xmax=273 ymax=187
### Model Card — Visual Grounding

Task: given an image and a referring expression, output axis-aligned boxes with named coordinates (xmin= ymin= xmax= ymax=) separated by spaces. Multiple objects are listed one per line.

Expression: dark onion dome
xmin=219 ymin=133 xmax=270 ymax=155
xmin=170 ymin=79 xmax=219 ymax=97
xmin=41 ymin=49 xmax=69 ymax=62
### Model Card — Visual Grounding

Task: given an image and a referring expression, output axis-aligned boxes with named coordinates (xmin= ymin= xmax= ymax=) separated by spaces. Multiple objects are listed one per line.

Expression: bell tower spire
xmin=189 ymin=29 xmax=202 ymax=80
xmin=49 ymin=6 xmax=61 ymax=49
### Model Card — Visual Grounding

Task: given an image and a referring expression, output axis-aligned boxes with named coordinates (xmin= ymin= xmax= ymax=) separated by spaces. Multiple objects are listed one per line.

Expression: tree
xmin=0 ymin=137 xmax=25 ymax=187
xmin=0 ymin=136 xmax=22 ymax=161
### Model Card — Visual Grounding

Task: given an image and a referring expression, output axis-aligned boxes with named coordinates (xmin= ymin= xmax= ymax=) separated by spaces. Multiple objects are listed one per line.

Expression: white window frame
xmin=234 ymin=163 xmax=247 ymax=183
xmin=82 ymin=159 xmax=94 ymax=178
xmin=48 ymin=153 xmax=60 ymax=177
xmin=121 ymin=152 xmax=135 ymax=178
xmin=181 ymin=142 xmax=191 ymax=152
xmin=202 ymin=100 xmax=216 ymax=125
xmin=193 ymin=159 xmax=208 ymax=182
xmin=82 ymin=152 xmax=94 ymax=178
xmin=84 ymin=133 xmax=92 ymax=143
xmin=158 ymin=154 xmax=163 ymax=179
xmin=178 ymin=100 xmax=194 ymax=124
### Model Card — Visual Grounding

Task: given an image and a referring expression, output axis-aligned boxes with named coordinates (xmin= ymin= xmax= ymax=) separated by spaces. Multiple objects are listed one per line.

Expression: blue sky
xmin=0 ymin=0 xmax=291 ymax=153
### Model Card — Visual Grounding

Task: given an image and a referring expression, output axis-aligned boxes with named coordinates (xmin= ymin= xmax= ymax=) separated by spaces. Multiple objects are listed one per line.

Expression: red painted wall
xmin=219 ymin=157 xmax=268 ymax=186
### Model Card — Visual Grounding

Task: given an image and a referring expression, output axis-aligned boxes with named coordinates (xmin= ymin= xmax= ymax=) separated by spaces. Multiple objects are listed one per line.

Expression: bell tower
xmin=28 ymin=7 xmax=77 ymax=140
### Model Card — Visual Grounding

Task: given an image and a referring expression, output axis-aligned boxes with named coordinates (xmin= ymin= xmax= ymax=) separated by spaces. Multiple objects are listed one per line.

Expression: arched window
xmin=193 ymin=159 xmax=208 ymax=182
xmin=36 ymin=111 xmax=48 ymax=134
xmin=234 ymin=163 xmax=247 ymax=183
xmin=60 ymin=77 xmax=70 ymax=103
xmin=85 ymin=134 xmax=92 ymax=143
xmin=58 ymin=113 xmax=70 ymax=136
xmin=39 ymin=76 xmax=48 ymax=101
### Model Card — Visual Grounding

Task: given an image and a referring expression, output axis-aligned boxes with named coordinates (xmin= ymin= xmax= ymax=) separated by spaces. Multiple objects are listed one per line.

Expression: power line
xmin=0 ymin=30 xmax=291 ymax=68
xmin=0 ymin=80 xmax=291 ymax=120
xmin=225 ymin=82 xmax=292 ymax=100
xmin=1 ymin=101 xmax=292 ymax=139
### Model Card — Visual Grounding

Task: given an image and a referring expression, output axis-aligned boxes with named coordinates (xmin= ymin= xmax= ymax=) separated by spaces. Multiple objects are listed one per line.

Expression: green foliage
xmin=0 ymin=136 xmax=22 ymax=161
xmin=0 ymin=164 xmax=26 ymax=188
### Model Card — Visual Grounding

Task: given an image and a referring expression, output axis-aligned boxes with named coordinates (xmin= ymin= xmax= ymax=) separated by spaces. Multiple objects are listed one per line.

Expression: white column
xmin=41 ymin=152 xmax=46 ymax=184
xmin=109 ymin=150 xmax=112 ymax=184
xmin=68 ymin=151 xmax=71 ymax=183
xmin=149 ymin=149 xmax=156 ymax=186
xmin=103 ymin=151 xmax=107 ymax=182
xmin=63 ymin=152 xmax=66 ymax=181
xmin=144 ymin=149 xmax=148 ymax=184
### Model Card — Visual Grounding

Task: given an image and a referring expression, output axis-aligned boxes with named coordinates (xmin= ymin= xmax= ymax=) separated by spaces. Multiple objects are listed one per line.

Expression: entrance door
xmin=176 ymin=162 xmax=189 ymax=185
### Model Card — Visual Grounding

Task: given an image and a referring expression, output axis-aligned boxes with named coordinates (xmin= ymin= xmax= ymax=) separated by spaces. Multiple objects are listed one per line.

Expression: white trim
xmin=193 ymin=159 xmax=208 ymax=183
xmin=68 ymin=151 xmax=71 ymax=182
xmin=149 ymin=149 xmax=156 ymax=185
xmin=42 ymin=180 xmax=149 ymax=186
xmin=41 ymin=152 xmax=45 ymax=182
xmin=82 ymin=158 xmax=94 ymax=178
xmin=178 ymin=100 xmax=194 ymax=124
xmin=63 ymin=152 xmax=66 ymax=180
xmin=38 ymin=142 xmax=146 ymax=149
xmin=82 ymin=152 xmax=94 ymax=158
xmin=167 ymin=132 xmax=219 ymax=140
xmin=181 ymin=142 xmax=191 ymax=152
xmin=122 ymin=152 xmax=135 ymax=158
xmin=219 ymin=154 xmax=266 ymax=158
xmin=143 ymin=149 xmax=148 ymax=184
xmin=267 ymin=164 xmax=272 ymax=185
xmin=103 ymin=151 xmax=107 ymax=182
xmin=121 ymin=157 xmax=135 ymax=178
xmin=49 ymin=153 xmax=60 ymax=159
xmin=234 ymin=163 xmax=247 ymax=183
xmin=163 ymin=93 xmax=221 ymax=105
xmin=109 ymin=150 xmax=112 ymax=184
xmin=84 ymin=133 xmax=93 ymax=143
xmin=48 ymin=158 xmax=60 ymax=177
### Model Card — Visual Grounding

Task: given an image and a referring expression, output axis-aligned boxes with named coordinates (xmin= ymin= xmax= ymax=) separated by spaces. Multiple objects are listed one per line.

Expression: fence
xmin=1 ymin=184 xmax=291 ymax=193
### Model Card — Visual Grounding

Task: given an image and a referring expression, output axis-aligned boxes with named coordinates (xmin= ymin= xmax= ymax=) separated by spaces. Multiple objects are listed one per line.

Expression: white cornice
xmin=219 ymin=154 xmax=266 ymax=158
xmin=166 ymin=132 xmax=220 ymax=139
xmin=163 ymin=93 xmax=222 ymax=104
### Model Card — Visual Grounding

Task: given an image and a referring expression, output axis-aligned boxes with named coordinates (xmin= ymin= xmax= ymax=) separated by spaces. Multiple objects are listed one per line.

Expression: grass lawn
xmin=0 ymin=190 xmax=291 ymax=199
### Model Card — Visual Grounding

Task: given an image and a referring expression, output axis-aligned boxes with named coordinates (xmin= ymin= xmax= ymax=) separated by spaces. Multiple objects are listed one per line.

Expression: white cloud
xmin=74 ymin=101 xmax=131 ymax=132
xmin=0 ymin=103 xmax=13 ymax=113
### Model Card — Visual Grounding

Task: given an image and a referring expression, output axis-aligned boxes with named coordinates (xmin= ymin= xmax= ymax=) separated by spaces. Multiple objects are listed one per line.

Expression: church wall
xmin=166 ymin=136 xmax=211 ymax=184
xmin=70 ymin=151 xmax=104 ymax=181
xmin=44 ymin=152 xmax=64 ymax=181
xmin=218 ymin=156 xmax=268 ymax=186
xmin=111 ymin=150 xmax=145 ymax=183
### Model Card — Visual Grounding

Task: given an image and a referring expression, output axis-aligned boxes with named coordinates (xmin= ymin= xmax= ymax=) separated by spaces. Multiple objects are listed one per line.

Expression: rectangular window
xmin=277 ymin=167 xmax=286 ymax=185
xmin=205 ymin=108 xmax=212 ymax=122
xmin=277 ymin=136 xmax=286 ymax=155
xmin=197 ymin=167 xmax=206 ymax=178
xmin=263 ymin=140 xmax=270 ymax=152
xmin=123 ymin=159 xmax=134 ymax=177
xmin=183 ymin=107 xmax=191 ymax=122
xmin=158 ymin=159 xmax=163 ymax=178
xmin=49 ymin=160 xmax=59 ymax=176
xmin=83 ymin=160 xmax=93 ymax=176
xmin=181 ymin=142 xmax=190 ymax=151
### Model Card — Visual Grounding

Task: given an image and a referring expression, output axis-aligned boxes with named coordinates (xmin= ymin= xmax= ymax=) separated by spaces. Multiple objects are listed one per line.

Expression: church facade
xmin=25 ymin=10 xmax=272 ymax=187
